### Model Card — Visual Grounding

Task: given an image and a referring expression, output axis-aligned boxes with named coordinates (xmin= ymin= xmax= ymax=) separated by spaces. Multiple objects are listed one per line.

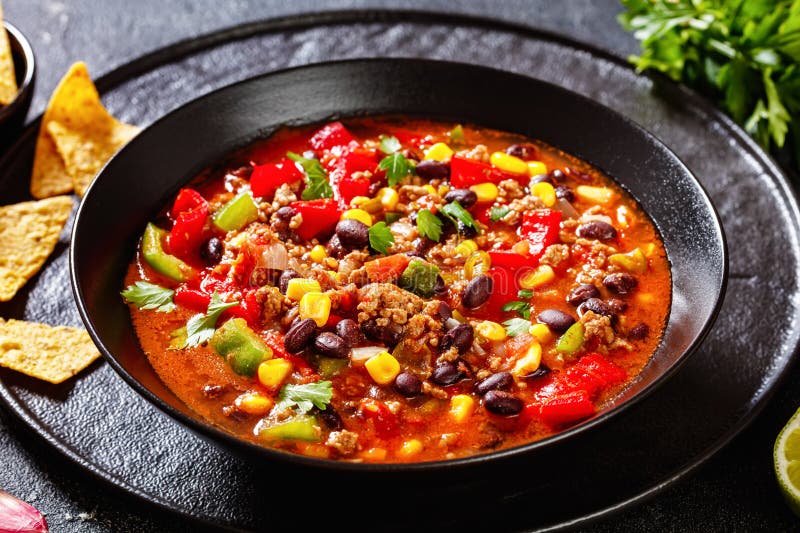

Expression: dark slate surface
xmin=1 ymin=2 xmax=799 ymax=532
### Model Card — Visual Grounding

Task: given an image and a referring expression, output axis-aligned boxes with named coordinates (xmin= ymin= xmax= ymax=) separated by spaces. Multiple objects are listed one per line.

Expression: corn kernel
xmin=423 ymin=184 xmax=437 ymax=195
xmin=324 ymin=257 xmax=339 ymax=270
xmin=490 ymin=151 xmax=528 ymax=174
xmin=285 ymin=278 xmax=321 ymax=300
xmin=519 ymin=265 xmax=556 ymax=289
xmin=531 ymin=181 xmax=557 ymax=207
xmin=455 ymin=239 xmax=478 ymax=257
xmin=257 ymin=358 xmax=293 ymax=390
xmin=512 ymin=340 xmax=542 ymax=377
xmin=469 ymin=182 xmax=499 ymax=203
xmin=365 ymin=351 xmax=401 ymax=385
xmin=360 ymin=447 xmax=388 ymax=461
xmin=235 ymin=392 xmax=274 ymax=416
xmin=437 ymin=185 xmax=450 ymax=196
xmin=475 ymin=320 xmax=507 ymax=342
xmin=609 ymin=248 xmax=647 ymax=273
xmin=576 ymin=185 xmax=617 ymax=205
xmin=309 ymin=244 xmax=327 ymax=263
xmin=424 ymin=142 xmax=454 ymax=162
xmin=449 ymin=394 xmax=475 ymax=423
xmin=529 ymin=323 xmax=553 ymax=344
xmin=527 ymin=161 xmax=548 ymax=177
xmin=299 ymin=291 xmax=331 ymax=327
xmin=377 ymin=187 xmax=399 ymax=211
xmin=341 ymin=208 xmax=373 ymax=227
xmin=398 ymin=439 xmax=424 ymax=458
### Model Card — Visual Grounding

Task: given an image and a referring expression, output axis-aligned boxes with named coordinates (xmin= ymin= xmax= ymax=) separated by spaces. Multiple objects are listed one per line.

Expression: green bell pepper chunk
xmin=398 ymin=258 xmax=439 ymax=298
xmin=142 ymin=223 xmax=191 ymax=281
xmin=317 ymin=357 xmax=348 ymax=378
xmin=259 ymin=415 xmax=320 ymax=442
xmin=556 ymin=322 xmax=584 ymax=355
xmin=210 ymin=317 xmax=271 ymax=376
xmin=212 ymin=192 xmax=259 ymax=232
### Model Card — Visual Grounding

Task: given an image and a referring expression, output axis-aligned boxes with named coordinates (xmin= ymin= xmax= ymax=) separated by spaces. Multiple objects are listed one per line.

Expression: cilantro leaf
xmin=378 ymin=152 xmax=413 ymax=187
xmin=503 ymin=318 xmax=531 ymax=338
xmin=379 ymin=134 xmax=402 ymax=155
xmin=502 ymin=301 xmax=531 ymax=320
xmin=121 ymin=281 xmax=175 ymax=312
xmin=287 ymin=151 xmax=333 ymax=200
xmin=274 ymin=381 xmax=333 ymax=415
xmin=416 ymin=208 xmax=443 ymax=242
xmin=183 ymin=291 xmax=239 ymax=348
xmin=489 ymin=205 xmax=510 ymax=222
xmin=441 ymin=201 xmax=480 ymax=234
xmin=368 ymin=221 xmax=394 ymax=255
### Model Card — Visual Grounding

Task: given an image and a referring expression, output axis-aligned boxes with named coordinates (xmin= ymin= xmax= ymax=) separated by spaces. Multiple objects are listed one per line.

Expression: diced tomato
xmin=359 ymin=398 xmax=400 ymax=439
xmin=488 ymin=250 xmax=531 ymax=272
xmin=200 ymin=271 xmax=237 ymax=296
xmin=536 ymin=390 xmax=596 ymax=427
xmin=167 ymin=203 xmax=208 ymax=260
xmin=519 ymin=209 xmax=562 ymax=262
xmin=325 ymin=314 xmax=344 ymax=328
xmin=173 ymin=286 xmax=211 ymax=311
xmin=225 ymin=288 xmax=262 ymax=327
xmin=250 ymin=159 xmax=303 ymax=198
xmin=309 ymin=121 xmax=357 ymax=151
xmin=450 ymin=155 xmax=526 ymax=187
xmin=290 ymin=199 xmax=342 ymax=241
xmin=572 ymin=353 xmax=627 ymax=387
xmin=364 ymin=254 xmax=411 ymax=283
xmin=170 ymin=188 xmax=206 ymax=219
xmin=472 ymin=205 xmax=493 ymax=225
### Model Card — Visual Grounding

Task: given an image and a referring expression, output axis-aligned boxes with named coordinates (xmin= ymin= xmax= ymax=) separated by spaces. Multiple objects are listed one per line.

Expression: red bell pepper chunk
xmin=519 ymin=209 xmax=562 ymax=262
xmin=290 ymin=199 xmax=342 ymax=241
xmin=171 ymin=188 xmax=207 ymax=219
xmin=168 ymin=203 xmax=209 ymax=260
xmin=488 ymin=250 xmax=531 ymax=272
xmin=309 ymin=121 xmax=357 ymax=151
xmin=174 ymin=285 xmax=211 ymax=311
xmin=359 ymin=398 xmax=400 ymax=439
xmin=450 ymin=155 xmax=526 ymax=187
xmin=329 ymin=167 xmax=372 ymax=207
xmin=536 ymin=390 xmax=596 ymax=427
xmin=250 ymin=159 xmax=303 ymax=198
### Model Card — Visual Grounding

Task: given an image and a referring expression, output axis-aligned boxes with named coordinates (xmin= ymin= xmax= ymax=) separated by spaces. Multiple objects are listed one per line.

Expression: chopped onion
xmin=444 ymin=318 xmax=461 ymax=331
xmin=351 ymin=346 xmax=386 ymax=366
xmin=554 ymin=198 xmax=579 ymax=219
xmin=580 ymin=213 xmax=613 ymax=224
xmin=258 ymin=242 xmax=289 ymax=270
xmin=0 ymin=491 xmax=49 ymax=533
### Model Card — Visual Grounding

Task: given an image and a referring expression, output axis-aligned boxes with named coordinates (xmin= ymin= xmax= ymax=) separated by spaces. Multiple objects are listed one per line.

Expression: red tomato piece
xmin=309 ymin=121 xmax=357 ymax=151
xmin=170 ymin=188 xmax=207 ymax=219
xmin=173 ymin=286 xmax=211 ymax=311
xmin=167 ymin=203 xmax=208 ymax=260
xmin=519 ymin=209 xmax=562 ymax=261
xmin=450 ymin=155 xmax=526 ymax=187
xmin=290 ymin=199 xmax=343 ymax=241
xmin=250 ymin=159 xmax=303 ymax=198
xmin=359 ymin=398 xmax=400 ymax=439
xmin=536 ymin=390 xmax=596 ymax=427
xmin=225 ymin=289 xmax=262 ymax=327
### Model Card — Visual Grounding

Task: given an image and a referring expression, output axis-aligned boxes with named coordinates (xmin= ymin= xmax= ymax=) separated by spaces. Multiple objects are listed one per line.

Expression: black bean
xmin=278 ymin=269 xmax=301 ymax=294
xmin=523 ymin=364 xmax=550 ymax=380
xmin=444 ymin=188 xmax=478 ymax=208
xmin=607 ymin=298 xmax=628 ymax=314
xmin=462 ymin=274 xmax=493 ymax=309
xmin=412 ymin=237 xmax=434 ymax=256
xmin=603 ymin=273 xmax=638 ymax=295
xmin=441 ymin=323 xmax=475 ymax=354
xmin=530 ymin=174 xmax=553 ymax=185
xmin=326 ymin=234 xmax=347 ymax=259
xmin=555 ymin=186 xmax=575 ymax=202
xmin=368 ymin=179 xmax=386 ymax=197
xmin=628 ymin=323 xmax=650 ymax=340
xmin=433 ymin=275 xmax=447 ymax=296
xmin=361 ymin=320 xmax=403 ymax=347
xmin=566 ymin=284 xmax=600 ymax=306
xmin=563 ymin=167 xmax=592 ymax=182
xmin=393 ymin=372 xmax=423 ymax=397
xmin=335 ymin=219 xmax=370 ymax=248
xmin=457 ymin=220 xmax=478 ymax=238
xmin=317 ymin=406 xmax=343 ymax=431
xmin=483 ymin=390 xmax=523 ymax=416
xmin=537 ymin=309 xmax=576 ymax=333
xmin=314 ymin=332 xmax=349 ymax=359
xmin=415 ymin=160 xmax=450 ymax=179
xmin=505 ymin=143 xmax=538 ymax=160
xmin=404 ymin=250 xmax=425 ymax=259
xmin=436 ymin=301 xmax=453 ymax=322
xmin=275 ymin=206 xmax=296 ymax=221
xmin=284 ymin=318 xmax=317 ymax=354
xmin=474 ymin=372 xmax=513 ymax=396
xmin=200 ymin=237 xmax=224 ymax=264
xmin=429 ymin=361 xmax=465 ymax=386
xmin=579 ymin=298 xmax=614 ymax=317
xmin=549 ymin=169 xmax=566 ymax=183
xmin=576 ymin=221 xmax=617 ymax=241
xmin=335 ymin=319 xmax=361 ymax=348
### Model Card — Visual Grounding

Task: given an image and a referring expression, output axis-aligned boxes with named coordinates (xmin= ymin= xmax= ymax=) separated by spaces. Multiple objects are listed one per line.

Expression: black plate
xmin=0 ymin=11 xmax=797 ymax=531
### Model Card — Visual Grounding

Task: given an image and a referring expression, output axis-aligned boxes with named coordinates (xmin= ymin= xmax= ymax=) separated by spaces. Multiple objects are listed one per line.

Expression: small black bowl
xmin=0 ymin=22 xmax=35 ymax=145
xmin=70 ymin=58 xmax=727 ymax=479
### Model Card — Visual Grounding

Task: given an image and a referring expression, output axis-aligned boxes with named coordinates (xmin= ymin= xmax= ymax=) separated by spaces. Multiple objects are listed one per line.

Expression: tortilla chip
xmin=0 ymin=2 xmax=17 ymax=106
xmin=0 ymin=196 xmax=72 ymax=301
xmin=0 ymin=318 xmax=100 ymax=384
xmin=30 ymin=62 xmax=139 ymax=198
xmin=47 ymin=118 xmax=139 ymax=197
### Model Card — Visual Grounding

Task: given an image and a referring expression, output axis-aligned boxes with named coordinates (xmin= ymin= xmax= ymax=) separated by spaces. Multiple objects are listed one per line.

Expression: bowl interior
xmin=71 ymin=58 xmax=727 ymax=471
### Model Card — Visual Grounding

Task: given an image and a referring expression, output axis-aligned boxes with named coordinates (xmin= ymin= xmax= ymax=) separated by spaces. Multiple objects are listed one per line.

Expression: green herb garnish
xmin=416 ymin=208 xmax=443 ymax=242
xmin=503 ymin=317 xmax=532 ymax=338
xmin=441 ymin=201 xmax=480 ymax=234
xmin=502 ymin=300 xmax=531 ymax=320
xmin=384 ymin=212 xmax=402 ymax=225
xmin=379 ymin=134 xmax=402 ymax=154
xmin=121 ymin=281 xmax=175 ymax=312
xmin=489 ymin=205 xmax=510 ymax=222
xmin=518 ymin=289 xmax=534 ymax=299
xmin=183 ymin=291 xmax=239 ymax=348
xmin=399 ymin=258 xmax=440 ymax=298
xmin=449 ymin=124 xmax=464 ymax=142
xmin=287 ymin=151 xmax=333 ymax=200
xmin=378 ymin=152 xmax=414 ymax=187
xmin=368 ymin=221 xmax=395 ymax=255
xmin=274 ymin=380 xmax=333 ymax=415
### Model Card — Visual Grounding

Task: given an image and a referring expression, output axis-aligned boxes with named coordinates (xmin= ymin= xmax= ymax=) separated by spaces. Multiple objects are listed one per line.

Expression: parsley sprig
xmin=121 ymin=281 xmax=175 ymax=312
xmin=379 ymin=134 xmax=402 ymax=155
xmin=416 ymin=208 xmax=443 ymax=242
xmin=441 ymin=201 xmax=480 ymax=234
xmin=182 ymin=291 xmax=238 ymax=348
xmin=378 ymin=152 xmax=414 ymax=186
xmin=503 ymin=318 xmax=532 ymax=338
xmin=274 ymin=381 xmax=333 ymax=415
xmin=368 ymin=221 xmax=395 ymax=255
xmin=287 ymin=151 xmax=334 ymax=200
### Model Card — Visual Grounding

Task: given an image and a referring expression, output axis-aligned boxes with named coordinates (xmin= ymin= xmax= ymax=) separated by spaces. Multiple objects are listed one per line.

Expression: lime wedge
xmin=774 ymin=406 xmax=800 ymax=516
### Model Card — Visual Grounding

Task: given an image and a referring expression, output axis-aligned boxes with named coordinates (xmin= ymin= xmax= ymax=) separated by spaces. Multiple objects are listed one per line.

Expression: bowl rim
xmin=70 ymin=56 xmax=728 ymax=473
xmin=0 ymin=21 xmax=35 ymax=120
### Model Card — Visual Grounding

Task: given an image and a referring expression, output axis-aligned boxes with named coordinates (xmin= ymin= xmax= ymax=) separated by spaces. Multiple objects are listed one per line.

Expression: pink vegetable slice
xmin=0 ymin=490 xmax=49 ymax=533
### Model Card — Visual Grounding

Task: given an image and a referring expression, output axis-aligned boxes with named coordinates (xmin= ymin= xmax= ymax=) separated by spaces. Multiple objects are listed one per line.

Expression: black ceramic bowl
xmin=0 ymin=22 xmax=35 ymax=144
xmin=70 ymin=59 xmax=726 ymax=477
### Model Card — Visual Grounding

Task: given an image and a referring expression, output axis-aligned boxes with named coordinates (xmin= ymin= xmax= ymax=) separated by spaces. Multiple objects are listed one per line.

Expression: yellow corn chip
xmin=0 ymin=2 xmax=17 ymax=105
xmin=47 ymin=118 xmax=139 ymax=197
xmin=30 ymin=62 xmax=139 ymax=198
xmin=0 ymin=196 xmax=72 ymax=301
xmin=0 ymin=318 xmax=100 ymax=384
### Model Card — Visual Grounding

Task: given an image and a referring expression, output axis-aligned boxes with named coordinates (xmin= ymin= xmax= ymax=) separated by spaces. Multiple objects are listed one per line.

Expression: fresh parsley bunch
xmin=618 ymin=0 xmax=800 ymax=173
